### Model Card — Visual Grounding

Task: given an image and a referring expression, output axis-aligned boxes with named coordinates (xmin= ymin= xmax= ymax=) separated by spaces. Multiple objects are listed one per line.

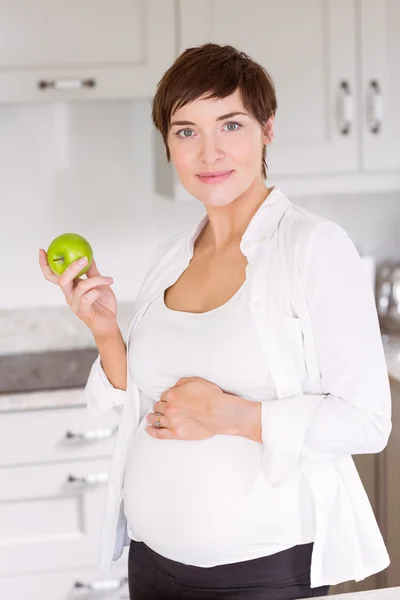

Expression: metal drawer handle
xmin=367 ymin=79 xmax=383 ymax=134
xmin=38 ymin=78 xmax=96 ymax=91
xmin=65 ymin=426 xmax=118 ymax=442
xmin=338 ymin=80 xmax=353 ymax=135
xmin=73 ymin=576 xmax=128 ymax=593
xmin=66 ymin=472 xmax=109 ymax=486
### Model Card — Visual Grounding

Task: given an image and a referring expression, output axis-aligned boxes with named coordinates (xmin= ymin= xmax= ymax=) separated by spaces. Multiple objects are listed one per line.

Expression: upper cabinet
xmin=157 ymin=0 xmax=400 ymax=198
xmin=360 ymin=0 xmax=400 ymax=173
xmin=179 ymin=0 xmax=358 ymax=178
xmin=0 ymin=0 xmax=176 ymax=103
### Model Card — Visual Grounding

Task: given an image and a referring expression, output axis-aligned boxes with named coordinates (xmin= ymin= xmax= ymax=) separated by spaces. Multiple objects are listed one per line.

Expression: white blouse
xmin=122 ymin=281 xmax=315 ymax=566
xmin=84 ymin=186 xmax=392 ymax=588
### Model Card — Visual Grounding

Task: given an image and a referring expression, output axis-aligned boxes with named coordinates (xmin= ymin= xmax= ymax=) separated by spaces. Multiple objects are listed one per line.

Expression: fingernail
xmin=106 ymin=277 xmax=114 ymax=283
xmin=78 ymin=256 xmax=88 ymax=265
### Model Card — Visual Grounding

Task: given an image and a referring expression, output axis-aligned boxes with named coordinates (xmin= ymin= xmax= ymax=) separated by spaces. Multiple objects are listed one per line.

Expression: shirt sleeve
xmin=261 ymin=220 xmax=392 ymax=483
xmin=84 ymin=354 xmax=126 ymax=419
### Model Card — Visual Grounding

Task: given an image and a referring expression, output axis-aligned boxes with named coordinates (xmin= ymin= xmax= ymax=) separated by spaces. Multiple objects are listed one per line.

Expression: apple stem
xmin=53 ymin=257 xmax=64 ymax=263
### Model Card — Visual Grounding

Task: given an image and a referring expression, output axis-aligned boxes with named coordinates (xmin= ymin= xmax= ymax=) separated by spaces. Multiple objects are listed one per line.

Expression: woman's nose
xmin=199 ymin=137 xmax=223 ymax=164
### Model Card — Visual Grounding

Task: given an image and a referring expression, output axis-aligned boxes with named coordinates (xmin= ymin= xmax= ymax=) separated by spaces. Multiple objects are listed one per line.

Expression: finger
xmin=145 ymin=426 xmax=176 ymax=440
xmin=173 ymin=377 xmax=198 ymax=387
xmin=38 ymin=249 xmax=59 ymax=285
xmin=58 ymin=257 xmax=91 ymax=299
xmin=74 ymin=288 xmax=101 ymax=315
xmin=152 ymin=401 xmax=165 ymax=414
xmin=160 ymin=390 xmax=169 ymax=403
xmin=146 ymin=413 xmax=168 ymax=428
xmin=85 ymin=257 xmax=101 ymax=278
xmin=71 ymin=276 xmax=113 ymax=313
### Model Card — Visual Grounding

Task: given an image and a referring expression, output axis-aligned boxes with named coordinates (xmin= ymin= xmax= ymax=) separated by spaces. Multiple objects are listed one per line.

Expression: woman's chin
xmin=194 ymin=187 xmax=242 ymax=207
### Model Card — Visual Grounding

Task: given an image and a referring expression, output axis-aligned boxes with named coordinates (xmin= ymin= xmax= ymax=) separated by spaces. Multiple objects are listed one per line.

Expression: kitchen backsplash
xmin=1 ymin=98 xmax=399 ymax=325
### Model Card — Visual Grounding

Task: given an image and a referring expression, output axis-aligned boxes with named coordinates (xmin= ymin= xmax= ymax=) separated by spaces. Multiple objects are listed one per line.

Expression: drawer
xmin=0 ymin=558 xmax=129 ymax=600
xmin=0 ymin=458 xmax=123 ymax=575
xmin=0 ymin=406 xmax=120 ymax=466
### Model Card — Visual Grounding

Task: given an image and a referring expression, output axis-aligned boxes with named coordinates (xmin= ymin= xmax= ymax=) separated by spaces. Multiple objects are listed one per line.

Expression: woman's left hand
xmin=145 ymin=376 xmax=229 ymax=440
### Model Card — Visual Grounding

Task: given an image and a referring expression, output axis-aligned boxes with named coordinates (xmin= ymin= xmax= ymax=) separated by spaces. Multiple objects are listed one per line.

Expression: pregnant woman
xmin=39 ymin=44 xmax=391 ymax=600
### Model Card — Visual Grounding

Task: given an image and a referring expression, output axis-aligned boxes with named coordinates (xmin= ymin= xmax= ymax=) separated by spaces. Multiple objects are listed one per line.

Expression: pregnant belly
xmin=122 ymin=413 xmax=264 ymax=563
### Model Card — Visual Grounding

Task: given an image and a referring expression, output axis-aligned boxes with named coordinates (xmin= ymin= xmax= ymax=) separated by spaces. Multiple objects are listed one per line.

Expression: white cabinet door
xmin=0 ymin=560 xmax=129 ymax=600
xmin=0 ymin=406 xmax=119 ymax=466
xmin=178 ymin=0 xmax=358 ymax=177
xmin=0 ymin=0 xmax=175 ymax=103
xmin=360 ymin=0 xmax=400 ymax=172
xmin=0 ymin=458 xmax=112 ymax=575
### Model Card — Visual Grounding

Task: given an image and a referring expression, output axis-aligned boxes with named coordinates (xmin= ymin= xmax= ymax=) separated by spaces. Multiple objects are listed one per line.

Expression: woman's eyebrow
xmin=170 ymin=111 xmax=248 ymax=127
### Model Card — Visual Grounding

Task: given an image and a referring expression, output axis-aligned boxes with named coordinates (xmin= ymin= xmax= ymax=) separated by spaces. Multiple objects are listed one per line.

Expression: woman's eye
xmin=224 ymin=122 xmax=241 ymax=131
xmin=176 ymin=128 xmax=194 ymax=138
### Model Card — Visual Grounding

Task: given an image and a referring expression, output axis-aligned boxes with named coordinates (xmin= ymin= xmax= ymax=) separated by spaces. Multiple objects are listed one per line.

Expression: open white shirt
xmin=84 ymin=186 xmax=391 ymax=588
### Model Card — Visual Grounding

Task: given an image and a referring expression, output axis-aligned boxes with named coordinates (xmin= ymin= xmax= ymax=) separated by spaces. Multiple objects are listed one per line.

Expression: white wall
xmin=0 ymin=98 xmax=399 ymax=310
xmin=0 ymin=99 xmax=205 ymax=310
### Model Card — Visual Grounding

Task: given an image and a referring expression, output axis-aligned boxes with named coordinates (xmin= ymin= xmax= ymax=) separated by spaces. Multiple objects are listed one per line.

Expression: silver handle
xmin=66 ymin=472 xmax=108 ymax=486
xmin=38 ymin=78 xmax=96 ymax=91
xmin=367 ymin=80 xmax=383 ymax=134
xmin=73 ymin=576 xmax=128 ymax=593
xmin=65 ymin=426 xmax=118 ymax=442
xmin=338 ymin=80 xmax=353 ymax=135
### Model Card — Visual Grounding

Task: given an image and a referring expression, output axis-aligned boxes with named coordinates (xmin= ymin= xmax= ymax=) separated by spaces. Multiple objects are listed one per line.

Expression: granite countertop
xmin=307 ymin=587 xmax=400 ymax=599
xmin=0 ymin=302 xmax=135 ymax=413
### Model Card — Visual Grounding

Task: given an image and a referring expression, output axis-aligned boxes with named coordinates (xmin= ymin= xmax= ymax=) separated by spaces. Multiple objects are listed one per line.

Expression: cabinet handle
xmin=73 ymin=576 xmax=128 ymax=593
xmin=37 ymin=78 xmax=96 ymax=91
xmin=338 ymin=80 xmax=353 ymax=135
xmin=65 ymin=426 xmax=118 ymax=442
xmin=66 ymin=472 xmax=109 ymax=486
xmin=367 ymin=80 xmax=383 ymax=134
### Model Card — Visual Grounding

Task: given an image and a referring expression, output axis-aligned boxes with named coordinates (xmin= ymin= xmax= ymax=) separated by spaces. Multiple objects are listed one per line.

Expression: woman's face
xmin=167 ymin=89 xmax=273 ymax=207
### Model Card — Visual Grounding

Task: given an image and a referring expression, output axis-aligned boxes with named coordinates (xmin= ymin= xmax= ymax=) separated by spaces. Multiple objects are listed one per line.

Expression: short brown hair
xmin=151 ymin=43 xmax=277 ymax=179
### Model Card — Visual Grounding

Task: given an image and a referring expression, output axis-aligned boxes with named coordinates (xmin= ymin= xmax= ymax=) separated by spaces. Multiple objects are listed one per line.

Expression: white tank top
xmin=123 ymin=281 xmax=315 ymax=567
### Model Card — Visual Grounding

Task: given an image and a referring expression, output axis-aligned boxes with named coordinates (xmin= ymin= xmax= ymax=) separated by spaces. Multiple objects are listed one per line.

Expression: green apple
xmin=47 ymin=233 xmax=93 ymax=277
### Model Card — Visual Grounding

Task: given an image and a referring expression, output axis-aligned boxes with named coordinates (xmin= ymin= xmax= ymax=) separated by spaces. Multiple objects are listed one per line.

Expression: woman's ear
xmin=263 ymin=115 xmax=275 ymax=144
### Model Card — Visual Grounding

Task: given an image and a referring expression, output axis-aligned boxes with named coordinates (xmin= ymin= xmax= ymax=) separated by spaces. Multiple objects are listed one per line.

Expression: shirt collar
xmin=182 ymin=186 xmax=292 ymax=260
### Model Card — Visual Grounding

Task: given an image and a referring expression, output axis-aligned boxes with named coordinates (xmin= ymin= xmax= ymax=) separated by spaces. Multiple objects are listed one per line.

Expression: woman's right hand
xmin=39 ymin=249 xmax=119 ymax=340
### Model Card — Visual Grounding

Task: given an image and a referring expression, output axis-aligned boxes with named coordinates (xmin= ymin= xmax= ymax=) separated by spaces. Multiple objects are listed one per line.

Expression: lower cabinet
xmin=0 ymin=557 xmax=129 ymax=600
xmin=380 ymin=376 xmax=400 ymax=589
xmin=0 ymin=402 xmax=124 ymax=599
xmin=0 ymin=458 xmax=112 ymax=575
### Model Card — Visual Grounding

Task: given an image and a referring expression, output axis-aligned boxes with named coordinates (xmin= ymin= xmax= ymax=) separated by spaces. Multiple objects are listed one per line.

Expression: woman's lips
xmin=196 ymin=170 xmax=234 ymax=184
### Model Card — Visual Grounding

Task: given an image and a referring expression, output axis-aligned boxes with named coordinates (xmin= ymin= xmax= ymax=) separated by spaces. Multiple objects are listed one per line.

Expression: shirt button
xmin=253 ymin=301 xmax=262 ymax=309
xmin=260 ymin=236 xmax=267 ymax=243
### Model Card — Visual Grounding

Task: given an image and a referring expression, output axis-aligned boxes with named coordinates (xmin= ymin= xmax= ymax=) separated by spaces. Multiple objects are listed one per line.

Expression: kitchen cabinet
xmin=0 ymin=0 xmax=175 ymax=104
xmin=0 ymin=401 xmax=127 ymax=599
xmin=0 ymin=561 xmax=129 ymax=600
xmin=179 ymin=0 xmax=358 ymax=178
xmin=379 ymin=376 xmax=400 ymax=589
xmin=155 ymin=0 xmax=400 ymax=199
xmin=359 ymin=0 xmax=400 ymax=173
xmin=0 ymin=458 xmax=111 ymax=575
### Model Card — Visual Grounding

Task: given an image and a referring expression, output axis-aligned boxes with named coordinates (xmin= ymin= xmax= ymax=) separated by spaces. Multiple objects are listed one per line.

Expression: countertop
xmin=307 ymin=587 xmax=400 ymax=599
xmin=0 ymin=387 xmax=86 ymax=413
